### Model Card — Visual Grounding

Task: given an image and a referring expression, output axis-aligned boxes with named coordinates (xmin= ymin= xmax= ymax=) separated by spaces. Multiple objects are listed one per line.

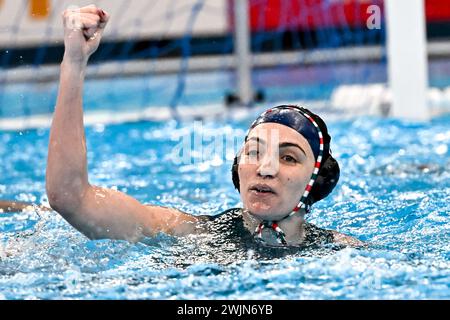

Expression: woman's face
xmin=238 ymin=123 xmax=316 ymax=221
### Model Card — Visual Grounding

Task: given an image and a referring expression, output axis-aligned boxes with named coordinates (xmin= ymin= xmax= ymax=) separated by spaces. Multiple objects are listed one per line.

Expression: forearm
xmin=0 ymin=201 xmax=34 ymax=212
xmin=46 ymin=57 xmax=90 ymax=210
xmin=0 ymin=201 xmax=51 ymax=213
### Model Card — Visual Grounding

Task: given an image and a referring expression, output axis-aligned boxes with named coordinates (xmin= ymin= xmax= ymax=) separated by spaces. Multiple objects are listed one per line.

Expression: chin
xmin=246 ymin=202 xmax=287 ymax=221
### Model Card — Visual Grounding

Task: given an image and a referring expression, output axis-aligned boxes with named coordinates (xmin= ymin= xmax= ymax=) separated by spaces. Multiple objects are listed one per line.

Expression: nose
xmin=257 ymin=153 xmax=279 ymax=177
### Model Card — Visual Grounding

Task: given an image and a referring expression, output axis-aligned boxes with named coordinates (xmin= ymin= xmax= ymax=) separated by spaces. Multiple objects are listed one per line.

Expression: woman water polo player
xmin=7 ymin=5 xmax=363 ymax=249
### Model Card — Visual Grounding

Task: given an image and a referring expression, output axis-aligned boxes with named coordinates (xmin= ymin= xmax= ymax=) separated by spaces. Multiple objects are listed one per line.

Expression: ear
xmin=309 ymin=155 xmax=340 ymax=204
xmin=231 ymin=149 xmax=243 ymax=191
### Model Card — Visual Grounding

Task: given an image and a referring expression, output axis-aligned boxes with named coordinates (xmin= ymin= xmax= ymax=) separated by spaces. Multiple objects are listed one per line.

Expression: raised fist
xmin=62 ymin=4 xmax=110 ymax=64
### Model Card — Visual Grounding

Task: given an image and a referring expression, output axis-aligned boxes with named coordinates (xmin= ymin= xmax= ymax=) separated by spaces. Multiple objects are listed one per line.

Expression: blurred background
xmin=1 ymin=0 xmax=450 ymax=130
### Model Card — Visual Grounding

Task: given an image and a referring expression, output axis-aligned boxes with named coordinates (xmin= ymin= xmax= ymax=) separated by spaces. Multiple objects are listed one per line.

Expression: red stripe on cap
xmin=320 ymin=138 xmax=324 ymax=144
xmin=305 ymin=185 xmax=312 ymax=192
xmin=272 ymin=223 xmax=278 ymax=230
xmin=315 ymin=161 xmax=321 ymax=168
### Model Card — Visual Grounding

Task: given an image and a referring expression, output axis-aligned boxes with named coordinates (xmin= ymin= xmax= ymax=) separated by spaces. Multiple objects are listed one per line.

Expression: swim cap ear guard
xmin=231 ymin=105 xmax=340 ymax=208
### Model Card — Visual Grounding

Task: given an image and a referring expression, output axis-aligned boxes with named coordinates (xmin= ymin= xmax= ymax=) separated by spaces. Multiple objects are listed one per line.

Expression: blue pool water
xmin=0 ymin=109 xmax=449 ymax=299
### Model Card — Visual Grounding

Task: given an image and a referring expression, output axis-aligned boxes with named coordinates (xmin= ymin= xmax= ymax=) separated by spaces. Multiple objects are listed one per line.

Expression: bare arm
xmin=0 ymin=200 xmax=51 ymax=213
xmin=46 ymin=5 xmax=199 ymax=242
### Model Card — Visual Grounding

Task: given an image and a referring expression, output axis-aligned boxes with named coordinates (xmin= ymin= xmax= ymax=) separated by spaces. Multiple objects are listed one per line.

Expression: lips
xmin=249 ymin=184 xmax=276 ymax=194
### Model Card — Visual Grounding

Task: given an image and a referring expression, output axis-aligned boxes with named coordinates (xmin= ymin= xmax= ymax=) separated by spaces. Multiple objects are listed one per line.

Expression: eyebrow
xmin=247 ymin=137 xmax=307 ymax=157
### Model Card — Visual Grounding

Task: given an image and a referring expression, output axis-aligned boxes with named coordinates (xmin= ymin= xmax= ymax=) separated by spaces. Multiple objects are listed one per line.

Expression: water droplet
xmin=435 ymin=144 xmax=448 ymax=155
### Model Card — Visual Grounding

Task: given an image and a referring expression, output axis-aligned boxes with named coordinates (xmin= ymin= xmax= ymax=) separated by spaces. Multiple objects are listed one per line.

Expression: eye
xmin=247 ymin=149 xmax=259 ymax=157
xmin=282 ymin=155 xmax=297 ymax=163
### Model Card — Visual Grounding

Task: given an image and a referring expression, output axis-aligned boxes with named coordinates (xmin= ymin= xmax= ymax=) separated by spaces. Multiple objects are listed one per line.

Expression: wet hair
xmin=231 ymin=105 xmax=340 ymax=208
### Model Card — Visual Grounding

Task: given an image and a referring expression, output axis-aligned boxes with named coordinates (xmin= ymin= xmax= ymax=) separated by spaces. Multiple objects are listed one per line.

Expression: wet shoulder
xmin=207 ymin=208 xmax=243 ymax=223
xmin=201 ymin=208 xmax=247 ymax=235
xmin=303 ymin=222 xmax=335 ymax=247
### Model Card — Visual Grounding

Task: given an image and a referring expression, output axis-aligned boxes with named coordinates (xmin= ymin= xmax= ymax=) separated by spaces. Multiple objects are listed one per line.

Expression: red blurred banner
xmin=230 ymin=0 xmax=450 ymax=31
xmin=425 ymin=0 xmax=450 ymax=22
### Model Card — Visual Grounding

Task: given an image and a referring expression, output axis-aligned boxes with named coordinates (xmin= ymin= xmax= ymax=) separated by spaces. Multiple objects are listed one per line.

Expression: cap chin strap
xmin=254 ymin=200 xmax=313 ymax=245
xmin=254 ymin=108 xmax=324 ymax=246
